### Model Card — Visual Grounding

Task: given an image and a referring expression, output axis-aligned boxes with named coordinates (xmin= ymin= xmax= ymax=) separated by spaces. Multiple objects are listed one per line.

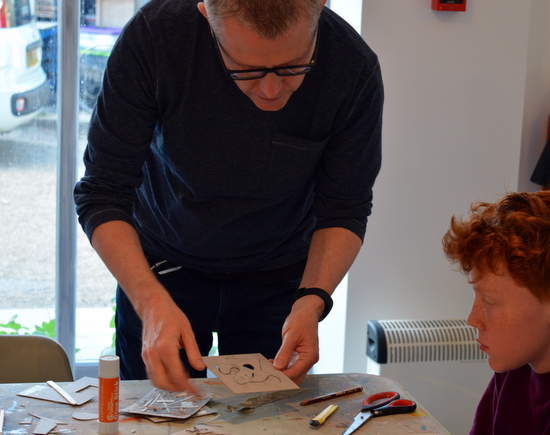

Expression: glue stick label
xmin=99 ymin=376 xmax=119 ymax=423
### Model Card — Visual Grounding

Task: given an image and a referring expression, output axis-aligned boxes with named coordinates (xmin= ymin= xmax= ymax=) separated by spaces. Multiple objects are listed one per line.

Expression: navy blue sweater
xmin=74 ymin=0 xmax=383 ymax=274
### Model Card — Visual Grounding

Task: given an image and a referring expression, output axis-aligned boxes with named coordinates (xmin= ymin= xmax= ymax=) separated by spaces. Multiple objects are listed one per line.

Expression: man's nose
xmin=258 ymin=72 xmax=283 ymax=97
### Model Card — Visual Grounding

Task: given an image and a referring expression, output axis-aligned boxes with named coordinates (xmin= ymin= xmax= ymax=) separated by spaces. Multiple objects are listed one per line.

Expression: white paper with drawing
xmin=203 ymin=353 xmax=299 ymax=393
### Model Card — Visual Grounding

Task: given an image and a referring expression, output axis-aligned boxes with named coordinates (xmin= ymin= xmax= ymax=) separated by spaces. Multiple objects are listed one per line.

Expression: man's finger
xmin=143 ymin=337 xmax=196 ymax=392
xmin=272 ymin=343 xmax=295 ymax=371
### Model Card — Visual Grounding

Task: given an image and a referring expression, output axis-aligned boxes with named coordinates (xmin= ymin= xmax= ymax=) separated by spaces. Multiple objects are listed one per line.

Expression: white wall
xmin=327 ymin=0 xmax=362 ymax=33
xmin=344 ymin=0 xmax=550 ymax=373
xmin=519 ymin=0 xmax=550 ymax=191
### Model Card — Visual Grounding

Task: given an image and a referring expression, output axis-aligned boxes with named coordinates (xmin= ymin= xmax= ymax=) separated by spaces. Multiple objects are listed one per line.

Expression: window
xmin=0 ymin=0 xmax=136 ymax=375
xmin=1 ymin=0 xmax=59 ymax=347
xmin=0 ymin=0 xmax=32 ymax=27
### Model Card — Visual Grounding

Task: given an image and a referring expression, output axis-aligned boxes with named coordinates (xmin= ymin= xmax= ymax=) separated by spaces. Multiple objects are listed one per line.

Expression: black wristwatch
xmin=294 ymin=287 xmax=333 ymax=321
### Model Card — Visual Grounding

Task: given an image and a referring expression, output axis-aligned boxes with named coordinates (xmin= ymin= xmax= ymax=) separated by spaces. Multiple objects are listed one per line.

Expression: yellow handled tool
xmin=309 ymin=404 xmax=339 ymax=426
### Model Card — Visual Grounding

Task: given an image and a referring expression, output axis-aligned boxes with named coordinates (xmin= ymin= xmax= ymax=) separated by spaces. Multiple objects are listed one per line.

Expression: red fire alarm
xmin=432 ymin=0 xmax=467 ymax=12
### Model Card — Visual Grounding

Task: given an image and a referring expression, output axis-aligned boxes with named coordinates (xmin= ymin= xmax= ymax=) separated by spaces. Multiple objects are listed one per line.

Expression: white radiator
xmin=366 ymin=319 xmax=494 ymax=435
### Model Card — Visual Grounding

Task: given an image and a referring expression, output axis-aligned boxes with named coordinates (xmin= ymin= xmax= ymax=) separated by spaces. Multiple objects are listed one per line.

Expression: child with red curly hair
xmin=442 ymin=191 xmax=550 ymax=435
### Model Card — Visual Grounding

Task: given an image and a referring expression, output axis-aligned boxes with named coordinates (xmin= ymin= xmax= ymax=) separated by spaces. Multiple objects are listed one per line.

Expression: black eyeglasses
xmin=212 ymin=29 xmax=318 ymax=81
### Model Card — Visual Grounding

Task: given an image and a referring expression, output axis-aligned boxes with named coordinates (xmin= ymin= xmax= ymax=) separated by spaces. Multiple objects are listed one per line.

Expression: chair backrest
xmin=0 ymin=335 xmax=74 ymax=383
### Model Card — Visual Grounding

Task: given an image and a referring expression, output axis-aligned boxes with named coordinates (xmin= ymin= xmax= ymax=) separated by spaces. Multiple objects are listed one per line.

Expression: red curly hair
xmin=442 ymin=191 xmax=550 ymax=301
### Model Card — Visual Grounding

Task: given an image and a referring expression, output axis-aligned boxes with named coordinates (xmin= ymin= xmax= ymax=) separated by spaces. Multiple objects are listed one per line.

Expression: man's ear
xmin=197 ymin=2 xmax=208 ymax=20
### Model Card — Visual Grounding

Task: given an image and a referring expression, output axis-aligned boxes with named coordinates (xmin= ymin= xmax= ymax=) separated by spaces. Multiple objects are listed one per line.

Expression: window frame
xmin=56 ymin=0 xmax=80 ymax=373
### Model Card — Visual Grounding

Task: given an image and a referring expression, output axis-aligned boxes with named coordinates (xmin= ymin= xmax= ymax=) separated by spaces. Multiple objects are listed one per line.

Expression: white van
xmin=0 ymin=0 xmax=50 ymax=133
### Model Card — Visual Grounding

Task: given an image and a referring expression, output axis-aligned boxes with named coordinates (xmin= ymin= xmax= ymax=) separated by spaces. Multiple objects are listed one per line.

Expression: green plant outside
xmin=0 ymin=315 xmax=56 ymax=337
xmin=1 ymin=307 xmax=219 ymax=358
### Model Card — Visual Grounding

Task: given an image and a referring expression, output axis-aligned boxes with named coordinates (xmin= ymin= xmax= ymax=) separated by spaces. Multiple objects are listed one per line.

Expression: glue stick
xmin=98 ymin=355 xmax=120 ymax=434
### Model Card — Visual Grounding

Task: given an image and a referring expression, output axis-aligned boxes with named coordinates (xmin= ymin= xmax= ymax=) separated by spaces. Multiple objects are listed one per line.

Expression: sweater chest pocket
xmin=260 ymin=133 xmax=328 ymax=198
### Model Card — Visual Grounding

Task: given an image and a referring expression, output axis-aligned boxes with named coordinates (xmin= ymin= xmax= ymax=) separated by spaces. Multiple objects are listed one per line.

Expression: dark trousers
xmin=115 ymin=258 xmax=305 ymax=380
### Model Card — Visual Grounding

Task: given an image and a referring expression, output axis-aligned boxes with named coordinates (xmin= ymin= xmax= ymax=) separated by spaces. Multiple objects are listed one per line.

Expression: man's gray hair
xmin=203 ymin=0 xmax=323 ymax=39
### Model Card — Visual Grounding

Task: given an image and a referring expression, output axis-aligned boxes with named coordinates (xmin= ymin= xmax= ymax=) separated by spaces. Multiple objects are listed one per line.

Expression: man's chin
xmin=249 ymin=95 xmax=290 ymax=111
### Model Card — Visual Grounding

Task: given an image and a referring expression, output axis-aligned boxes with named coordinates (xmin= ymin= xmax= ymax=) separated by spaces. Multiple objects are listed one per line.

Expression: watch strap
xmin=295 ymin=287 xmax=333 ymax=321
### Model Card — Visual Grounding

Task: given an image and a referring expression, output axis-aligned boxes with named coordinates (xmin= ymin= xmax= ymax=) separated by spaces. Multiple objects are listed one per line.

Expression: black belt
xmin=148 ymin=255 xmax=307 ymax=286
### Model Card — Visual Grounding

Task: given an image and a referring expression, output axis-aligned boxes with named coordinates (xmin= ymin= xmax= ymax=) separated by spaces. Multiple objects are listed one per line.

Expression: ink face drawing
xmin=203 ymin=353 xmax=299 ymax=393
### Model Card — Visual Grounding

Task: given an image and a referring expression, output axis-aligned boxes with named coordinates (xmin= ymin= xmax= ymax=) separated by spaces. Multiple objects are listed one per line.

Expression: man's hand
xmin=90 ymin=221 xmax=206 ymax=392
xmin=272 ymin=227 xmax=363 ymax=384
xmin=272 ymin=295 xmax=322 ymax=385
xmin=138 ymin=291 xmax=206 ymax=392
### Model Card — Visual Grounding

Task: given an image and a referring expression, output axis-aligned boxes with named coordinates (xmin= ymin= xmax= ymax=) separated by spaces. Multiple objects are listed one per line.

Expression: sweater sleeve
xmin=312 ymin=59 xmax=383 ymax=241
xmin=74 ymin=10 xmax=159 ymax=241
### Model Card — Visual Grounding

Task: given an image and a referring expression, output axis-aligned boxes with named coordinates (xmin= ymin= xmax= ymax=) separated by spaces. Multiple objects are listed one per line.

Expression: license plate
xmin=26 ymin=42 xmax=41 ymax=68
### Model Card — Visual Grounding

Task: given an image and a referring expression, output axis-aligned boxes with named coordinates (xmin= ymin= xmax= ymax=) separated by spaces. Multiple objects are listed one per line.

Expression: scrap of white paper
xmin=19 ymin=416 xmax=33 ymax=425
xmin=72 ymin=412 xmax=99 ymax=421
xmin=203 ymin=353 xmax=299 ymax=394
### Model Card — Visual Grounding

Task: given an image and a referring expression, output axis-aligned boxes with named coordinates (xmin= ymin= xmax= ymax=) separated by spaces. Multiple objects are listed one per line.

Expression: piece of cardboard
xmin=17 ymin=377 xmax=98 ymax=405
xmin=203 ymin=353 xmax=299 ymax=394
xmin=33 ymin=418 xmax=58 ymax=435
xmin=121 ymin=388 xmax=213 ymax=420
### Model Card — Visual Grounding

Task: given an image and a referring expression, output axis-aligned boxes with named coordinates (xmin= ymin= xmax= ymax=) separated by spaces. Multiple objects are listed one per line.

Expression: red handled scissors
xmin=341 ymin=391 xmax=417 ymax=435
